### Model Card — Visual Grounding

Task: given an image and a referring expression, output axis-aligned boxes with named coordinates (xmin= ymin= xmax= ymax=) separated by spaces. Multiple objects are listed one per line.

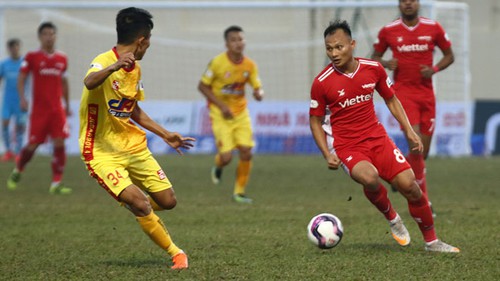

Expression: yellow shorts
xmin=210 ymin=108 xmax=255 ymax=153
xmin=84 ymin=148 xmax=172 ymax=201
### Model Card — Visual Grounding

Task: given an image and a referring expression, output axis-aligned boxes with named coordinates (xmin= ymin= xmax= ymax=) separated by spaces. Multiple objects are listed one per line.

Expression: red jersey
xmin=373 ymin=17 xmax=451 ymax=87
xmin=309 ymin=58 xmax=394 ymax=150
xmin=20 ymin=49 xmax=68 ymax=112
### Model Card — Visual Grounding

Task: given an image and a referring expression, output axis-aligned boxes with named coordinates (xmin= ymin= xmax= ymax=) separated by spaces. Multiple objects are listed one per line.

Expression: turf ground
xmin=0 ymin=155 xmax=499 ymax=280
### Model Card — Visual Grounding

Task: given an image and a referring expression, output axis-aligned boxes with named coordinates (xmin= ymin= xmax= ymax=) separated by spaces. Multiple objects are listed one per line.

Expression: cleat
xmin=49 ymin=184 xmax=72 ymax=195
xmin=171 ymin=251 xmax=188 ymax=270
xmin=389 ymin=214 xmax=411 ymax=246
xmin=425 ymin=240 xmax=460 ymax=253
xmin=211 ymin=166 xmax=222 ymax=185
xmin=7 ymin=169 xmax=21 ymax=190
xmin=1 ymin=151 xmax=15 ymax=162
xmin=233 ymin=193 xmax=253 ymax=204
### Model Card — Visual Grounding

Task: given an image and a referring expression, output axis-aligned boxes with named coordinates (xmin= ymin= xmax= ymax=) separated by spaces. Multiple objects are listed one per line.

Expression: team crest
xmin=338 ymin=89 xmax=346 ymax=96
xmin=224 ymin=72 xmax=231 ymax=78
xmin=243 ymin=71 xmax=249 ymax=78
xmin=112 ymin=80 xmax=120 ymax=91
xmin=397 ymin=36 xmax=403 ymax=42
xmin=157 ymin=169 xmax=166 ymax=180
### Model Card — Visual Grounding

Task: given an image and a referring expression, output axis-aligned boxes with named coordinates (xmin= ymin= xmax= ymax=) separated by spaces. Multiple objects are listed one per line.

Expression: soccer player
xmin=1 ymin=39 xmax=25 ymax=162
xmin=309 ymin=20 xmax=459 ymax=253
xmin=371 ymin=0 xmax=454 ymax=215
xmin=7 ymin=22 xmax=71 ymax=194
xmin=79 ymin=7 xmax=194 ymax=269
xmin=198 ymin=25 xmax=264 ymax=204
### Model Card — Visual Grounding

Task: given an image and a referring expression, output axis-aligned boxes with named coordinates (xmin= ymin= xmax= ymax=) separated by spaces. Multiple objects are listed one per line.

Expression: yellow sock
xmin=234 ymin=160 xmax=252 ymax=195
xmin=147 ymin=196 xmax=164 ymax=211
xmin=136 ymin=211 xmax=181 ymax=257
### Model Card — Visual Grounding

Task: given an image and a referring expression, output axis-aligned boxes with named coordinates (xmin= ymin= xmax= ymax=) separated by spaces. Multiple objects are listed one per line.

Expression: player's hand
xmin=113 ymin=52 xmax=135 ymax=70
xmin=163 ymin=132 xmax=196 ymax=155
xmin=220 ymin=105 xmax=234 ymax=119
xmin=326 ymin=153 xmax=341 ymax=170
xmin=20 ymin=97 xmax=29 ymax=112
xmin=253 ymin=89 xmax=264 ymax=101
xmin=406 ymin=130 xmax=423 ymax=153
xmin=386 ymin=59 xmax=398 ymax=71
xmin=420 ymin=64 xmax=435 ymax=78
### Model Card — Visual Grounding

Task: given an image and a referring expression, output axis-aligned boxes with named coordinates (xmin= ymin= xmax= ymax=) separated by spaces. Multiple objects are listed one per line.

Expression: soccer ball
xmin=307 ymin=213 xmax=344 ymax=249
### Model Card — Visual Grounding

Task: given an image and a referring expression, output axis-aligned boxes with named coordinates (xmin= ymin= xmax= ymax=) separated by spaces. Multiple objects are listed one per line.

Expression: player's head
xmin=399 ymin=0 xmax=420 ymax=19
xmin=323 ymin=20 xmax=356 ymax=70
xmin=116 ymin=7 xmax=154 ymax=60
xmin=37 ymin=22 xmax=57 ymax=50
xmin=6 ymin=38 xmax=21 ymax=59
xmin=224 ymin=25 xmax=245 ymax=56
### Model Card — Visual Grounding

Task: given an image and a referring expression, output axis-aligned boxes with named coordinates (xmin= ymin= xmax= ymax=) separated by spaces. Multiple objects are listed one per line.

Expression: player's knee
xmin=356 ymin=172 xmax=379 ymax=188
xmin=158 ymin=196 xmax=177 ymax=210
xmin=399 ymin=181 xmax=422 ymax=201
xmin=127 ymin=197 xmax=152 ymax=216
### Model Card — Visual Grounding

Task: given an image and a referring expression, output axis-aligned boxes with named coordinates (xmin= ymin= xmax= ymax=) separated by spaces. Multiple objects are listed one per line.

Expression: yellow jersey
xmin=200 ymin=52 xmax=262 ymax=116
xmin=79 ymin=48 xmax=147 ymax=161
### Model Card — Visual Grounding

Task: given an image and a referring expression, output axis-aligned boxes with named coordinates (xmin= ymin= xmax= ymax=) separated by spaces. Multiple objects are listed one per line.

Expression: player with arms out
xmin=372 ymin=0 xmax=454 ymax=215
xmin=198 ymin=25 xmax=264 ymax=204
xmin=80 ymin=7 xmax=194 ymax=269
xmin=7 ymin=22 xmax=71 ymax=194
xmin=1 ymin=39 xmax=25 ymax=162
xmin=309 ymin=20 xmax=459 ymax=253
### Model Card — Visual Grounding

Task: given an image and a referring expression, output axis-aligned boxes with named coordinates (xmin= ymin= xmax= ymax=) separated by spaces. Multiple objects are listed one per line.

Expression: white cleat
xmin=425 ymin=240 xmax=460 ymax=253
xmin=389 ymin=214 xmax=411 ymax=246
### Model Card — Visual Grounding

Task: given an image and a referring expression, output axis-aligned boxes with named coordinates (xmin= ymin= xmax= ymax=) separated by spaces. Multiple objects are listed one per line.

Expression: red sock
xmin=52 ymin=146 xmax=66 ymax=183
xmin=407 ymin=153 xmax=427 ymax=195
xmin=408 ymin=194 xmax=437 ymax=243
xmin=16 ymin=147 xmax=35 ymax=172
xmin=363 ymin=184 xmax=397 ymax=221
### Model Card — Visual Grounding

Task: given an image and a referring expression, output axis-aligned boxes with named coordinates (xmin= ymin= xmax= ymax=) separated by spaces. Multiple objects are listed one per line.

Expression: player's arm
xmin=62 ymin=76 xmax=71 ymax=115
xmin=371 ymin=50 xmax=398 ymax=71
xmin=84 ymin=52 xmax=135 ymax=90
xmin=17 ymin=71 xmax=29 ymax=112
xmin=385 ymin=95 xmax=423 ymax=153
xmin=310 ymin=115 xmax=341 ymax=170
xmin=197 ymin=81 xmax=233 ymax=119
xmin=420 ymin=47 xmax=454 ymax=78
xmin=131 ymin=104 xmax=195 ymax=155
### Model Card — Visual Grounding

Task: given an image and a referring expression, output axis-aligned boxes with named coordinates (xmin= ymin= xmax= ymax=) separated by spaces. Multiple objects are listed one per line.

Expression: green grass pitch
xmin=1 ymin=155 xmax=499 ymax=280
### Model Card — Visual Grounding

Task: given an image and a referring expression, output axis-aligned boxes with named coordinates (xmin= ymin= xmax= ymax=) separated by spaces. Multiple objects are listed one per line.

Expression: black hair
xmin=116 ymin=7 xmax=154 ymax=45
xmin=7 ymin=38 xmax=20 ymax=48
xmin=224 ymin=25 xmax=243 ymax=40
xmin=323 ymin=20 xmax=352 ymax=39
xmin=38 ymin=22 xmax=56 ymax=35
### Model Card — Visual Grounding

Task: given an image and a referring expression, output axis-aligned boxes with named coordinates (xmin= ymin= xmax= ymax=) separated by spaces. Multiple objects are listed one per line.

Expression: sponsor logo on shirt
xmin=39 ymin=68 xmax=63 ymax=76
xmin=418 ymin=35 xmax=432 ymax=41
xmin=397 ymin=43 xmax=429 ymax=52
xmin=361 ymin=83 xmax=376 ymax=89
xmin=339 ymin=94 xmax=372 ymax=108
xmin=108 ymin=98 xmax=134 ymax=118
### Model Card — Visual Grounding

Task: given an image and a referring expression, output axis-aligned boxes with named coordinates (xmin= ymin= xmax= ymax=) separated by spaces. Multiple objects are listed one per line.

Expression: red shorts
xmin=28 ymin=109 xmax=69 ymax=144
xmin=336 ymin=135 xmax=411 ymax=182
xmin=395 ymin=84 xmax=435 ymax=136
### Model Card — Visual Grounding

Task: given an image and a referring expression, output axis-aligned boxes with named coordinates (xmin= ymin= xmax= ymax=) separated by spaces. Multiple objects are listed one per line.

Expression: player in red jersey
xmin=310 ymin=20 xmax=459 ymax=253
xmin=372 ymin=0 xmax=455 ymax=215
xmin=6 ymin=22 xmax=72 ymax=194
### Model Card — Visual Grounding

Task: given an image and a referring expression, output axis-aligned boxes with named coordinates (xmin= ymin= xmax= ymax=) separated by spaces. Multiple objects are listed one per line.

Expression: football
xmin=307 ymin=213 xmax=344 ymax=249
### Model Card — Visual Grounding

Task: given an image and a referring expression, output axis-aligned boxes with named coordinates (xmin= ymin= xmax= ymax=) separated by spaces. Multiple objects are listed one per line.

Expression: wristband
xmin=432 ymin=65 xmax=440 ymax=73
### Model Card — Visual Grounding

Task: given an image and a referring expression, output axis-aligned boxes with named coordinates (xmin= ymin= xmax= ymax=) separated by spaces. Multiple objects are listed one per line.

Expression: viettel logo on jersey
xmin=107 ymin=98 xmax=135 ymax=118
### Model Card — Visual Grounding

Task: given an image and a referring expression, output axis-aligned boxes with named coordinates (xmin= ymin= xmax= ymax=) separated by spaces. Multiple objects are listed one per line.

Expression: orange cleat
xmin=171 ymin=251 xmax=188 ymax=270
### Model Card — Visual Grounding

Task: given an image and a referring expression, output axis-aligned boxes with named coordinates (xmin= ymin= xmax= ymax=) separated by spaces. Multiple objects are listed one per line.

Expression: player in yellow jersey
xmin=79 ymin=7 xmax=194 ymax=270
xmin=198 ymin=25 xmax=264 ymax=204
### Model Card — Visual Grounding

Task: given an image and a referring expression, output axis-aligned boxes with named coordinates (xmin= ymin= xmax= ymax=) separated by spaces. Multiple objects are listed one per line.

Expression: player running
xmin=79 ymin=7 xmax=194 ymax=269
xmin=7 ymin=22 xmax=71 ymax=194
xmin=309 ymin=20 xmax=459 ymax=253
xmin=198 ymin=25 xmax=264 ymax=204
xmin=1 ymin=39 xmax=25 ymax=162
xmin=372 ymin=0 xmax=455 ymax=216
